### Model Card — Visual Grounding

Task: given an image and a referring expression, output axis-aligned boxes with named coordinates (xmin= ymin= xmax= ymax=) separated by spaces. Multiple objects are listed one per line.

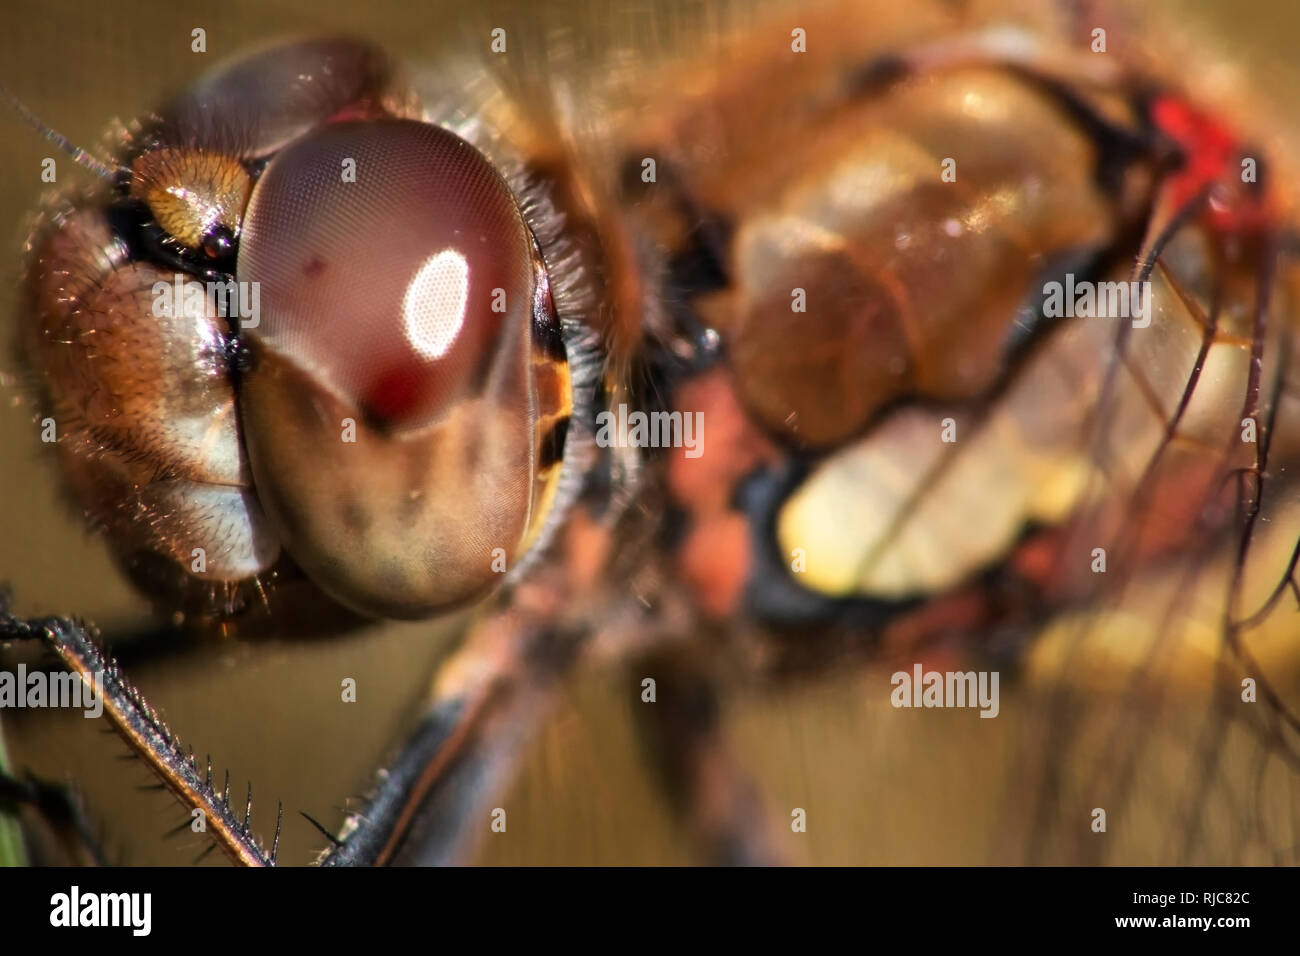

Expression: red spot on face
xmin=302 ymin=255 xmax=327 ymax=278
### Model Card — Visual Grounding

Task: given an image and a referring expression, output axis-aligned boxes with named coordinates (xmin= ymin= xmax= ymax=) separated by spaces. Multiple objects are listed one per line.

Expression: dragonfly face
xmin=21 ymin=38 xmax=585 ymax=622
xmin=4 ymin=0 xmax=1300 ymax=865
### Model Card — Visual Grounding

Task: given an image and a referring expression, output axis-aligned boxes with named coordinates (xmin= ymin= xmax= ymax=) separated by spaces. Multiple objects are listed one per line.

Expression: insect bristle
xmin=0 ymin=83 xmax=128 ymax=183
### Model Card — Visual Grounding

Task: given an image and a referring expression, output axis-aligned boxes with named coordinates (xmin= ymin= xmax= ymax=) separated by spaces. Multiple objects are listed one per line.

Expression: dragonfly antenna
xmin=1 ymin=84 xmax=125 ymax=182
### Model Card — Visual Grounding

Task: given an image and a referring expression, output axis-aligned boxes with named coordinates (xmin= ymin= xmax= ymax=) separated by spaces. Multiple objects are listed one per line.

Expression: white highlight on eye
xmin=403 ymin=249 xmax=469 ymax=360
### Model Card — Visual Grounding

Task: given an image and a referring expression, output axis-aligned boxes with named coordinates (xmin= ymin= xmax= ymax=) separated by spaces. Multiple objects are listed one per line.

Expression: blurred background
xmin=1 ymin=0 xmax=1299 ymax=865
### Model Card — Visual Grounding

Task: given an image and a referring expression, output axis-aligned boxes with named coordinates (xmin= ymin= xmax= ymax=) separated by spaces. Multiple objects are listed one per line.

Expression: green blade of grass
xmin=0 ymin=714 xmax=28 ymax=866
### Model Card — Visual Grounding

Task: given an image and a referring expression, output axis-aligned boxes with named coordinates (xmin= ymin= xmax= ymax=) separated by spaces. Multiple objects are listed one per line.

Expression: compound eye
xmin=238 ymin=119 xmax=534 ymax=433
xmin=130 ymin=38 xmax=408 ymax=258
xmin=157 ymin=37 xmax=402 ymax=158
xmin=235 ymin=118 xmax=568 ymax=618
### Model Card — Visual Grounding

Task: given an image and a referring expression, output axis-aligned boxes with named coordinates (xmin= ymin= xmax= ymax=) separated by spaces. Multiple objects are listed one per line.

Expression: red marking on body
xmin=880 ymin=590 xmax=993 ymax=661
xmin=667 ymin=369 xmax=782 ymax=513
xmin=1150 ymin=93 xmax=1274 ymax=234
xmin=302 ymin=255 xmax=327 ymax=278
xmin=666 ymin=370 xmax=782 ymax=617
xmin=325 ymin=99 xmax=388 ymax=126
xmin=564 ymin=507 xmax=612 ymax=591
xmin=1009 ymin=530 xmax=1068 ymax=593
xmin=680 ymin=513 xmax=751 ymax=620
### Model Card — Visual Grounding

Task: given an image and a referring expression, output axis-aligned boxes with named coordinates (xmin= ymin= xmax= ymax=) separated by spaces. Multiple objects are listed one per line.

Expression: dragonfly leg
xmin=319 ymin=594 xmax=585 ymax=866
xmin=631 ymin=651 xmax=782 ymax=866
xmin=0 ymin=600 xmax=280 ymax=866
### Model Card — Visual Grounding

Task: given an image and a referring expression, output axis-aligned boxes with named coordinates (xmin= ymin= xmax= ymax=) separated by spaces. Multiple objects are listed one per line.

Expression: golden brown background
xmin=1 ymin=0 xmax=1298 ymax=865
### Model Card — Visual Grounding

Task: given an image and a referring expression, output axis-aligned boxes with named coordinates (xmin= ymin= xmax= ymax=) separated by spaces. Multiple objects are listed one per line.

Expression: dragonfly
xmin=2 ymin=0 xmax=1300 ymax=865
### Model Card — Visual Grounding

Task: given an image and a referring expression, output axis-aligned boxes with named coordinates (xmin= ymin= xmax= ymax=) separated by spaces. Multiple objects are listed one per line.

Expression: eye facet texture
xmin=236 ymin=119 xmax=552 ymax=618
xmin=238 ymin=119 xmax=535 ymax=433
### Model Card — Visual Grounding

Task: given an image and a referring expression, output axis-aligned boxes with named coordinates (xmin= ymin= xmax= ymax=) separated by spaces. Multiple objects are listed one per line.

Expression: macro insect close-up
xmin=2 ymin=0 xmax=1300 ymax=875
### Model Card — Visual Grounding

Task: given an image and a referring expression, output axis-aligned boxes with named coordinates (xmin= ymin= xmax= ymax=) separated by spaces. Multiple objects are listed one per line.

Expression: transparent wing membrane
xmin=1010 ymin=203 xmax=1300 ymax=863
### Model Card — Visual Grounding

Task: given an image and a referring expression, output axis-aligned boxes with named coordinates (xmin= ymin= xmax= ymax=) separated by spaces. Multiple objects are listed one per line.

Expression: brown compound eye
xmin=235 ymin=118 xmax=572 ymax=619
xmin=155 ymin=36 xmax=406 ymax=159
xmin=238 ymin=119 xmax=536 ymax=433
xmin=129 ymin=37 xmax=409 ymax=259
